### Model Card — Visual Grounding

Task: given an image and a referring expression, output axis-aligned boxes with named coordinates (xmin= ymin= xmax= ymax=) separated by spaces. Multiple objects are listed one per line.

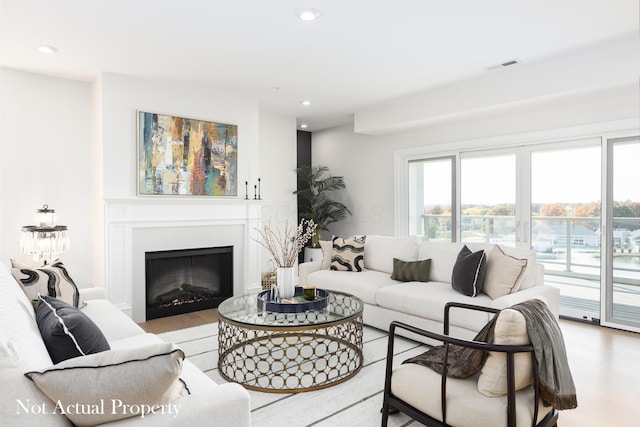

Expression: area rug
xmin=158 ymin=323 xmax=428 ymax=427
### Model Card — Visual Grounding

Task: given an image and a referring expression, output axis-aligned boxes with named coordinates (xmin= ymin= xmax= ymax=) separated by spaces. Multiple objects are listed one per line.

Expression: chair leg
xmin=381 ymin=403 xmax=389 ymax=427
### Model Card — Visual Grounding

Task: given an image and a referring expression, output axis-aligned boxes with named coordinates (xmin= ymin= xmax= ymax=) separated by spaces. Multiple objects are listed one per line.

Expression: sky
xmin=421 ymin=140 xmax=639 ymax=207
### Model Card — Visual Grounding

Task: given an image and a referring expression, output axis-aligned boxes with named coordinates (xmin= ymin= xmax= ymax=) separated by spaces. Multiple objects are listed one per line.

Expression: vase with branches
xmin=254 ymin=219 xmax=316 ymax=298
xmin=293 ymin=165 xmax=351 ymax=248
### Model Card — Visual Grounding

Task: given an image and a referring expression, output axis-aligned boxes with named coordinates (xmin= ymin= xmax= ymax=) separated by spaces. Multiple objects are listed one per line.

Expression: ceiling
xmin=1 ymin=0 xmax=638 ymax=131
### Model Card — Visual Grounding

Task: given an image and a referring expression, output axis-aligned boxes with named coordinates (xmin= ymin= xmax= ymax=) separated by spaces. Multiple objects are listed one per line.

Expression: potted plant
xmin=293 ymin=165 xmax=351 ymax=248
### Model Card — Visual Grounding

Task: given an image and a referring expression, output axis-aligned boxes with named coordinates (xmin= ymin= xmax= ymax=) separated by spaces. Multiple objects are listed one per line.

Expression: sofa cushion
xmin=1 ymin=262 xmax=69 ymax=426
xmin=391 ymin=364 xmax=552 ymax=427
xmin=307 ymin=269 xmax=397 ymax=305
xmin=330 ymin=235 xmax=366 ymax=271
xmin=483 ymin=246 xmax=528 ymax=299
xmin=25 ymin=342 xmax=189 ymax=427
xmin=36 ymin=295 xmax=110 ymax=364
xmin=11 ymin=259 xmax=83 ymax=308
xmin=418 ymin=241 xmax=466 ymax=283
xmin=451 ymin=245 xmax=487 ymax=297
xmin=80 ymin=299 xmax=146 ymax=341
xmin=391 ymin=258 xmax=431 ymax=282
xmin=364 ymin=235 xmax=418 ymax=274
xmin=319 ymin=240 xmax=333 ymax=269
xmin=478 ymin=308 xmax=534 ymax=396
xmin=375 ymin=281 xmax=493 ymax=331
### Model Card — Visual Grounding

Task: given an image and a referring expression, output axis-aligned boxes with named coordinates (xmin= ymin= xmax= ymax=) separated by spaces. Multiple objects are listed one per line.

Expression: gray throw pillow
xmin=391 ymin=258 xmax=431 ymax=282
xmin=36 ymin=295 xmax=110 ymax=364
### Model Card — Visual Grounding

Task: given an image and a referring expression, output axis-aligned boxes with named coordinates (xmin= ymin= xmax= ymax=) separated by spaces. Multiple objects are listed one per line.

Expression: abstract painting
xmin=137 ymin=111 xmax=238 ymax=196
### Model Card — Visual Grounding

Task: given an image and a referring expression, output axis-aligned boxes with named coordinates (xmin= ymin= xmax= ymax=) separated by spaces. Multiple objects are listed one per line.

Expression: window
xmin=396 ymin=124 xmax=640 ymax=332
xmin=408 ymin=157 xmax=454 ymax=241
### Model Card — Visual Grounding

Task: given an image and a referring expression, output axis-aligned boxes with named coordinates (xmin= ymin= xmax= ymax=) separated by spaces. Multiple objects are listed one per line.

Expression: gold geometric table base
xmin=218 ymin=313 xmax=363 ymax=393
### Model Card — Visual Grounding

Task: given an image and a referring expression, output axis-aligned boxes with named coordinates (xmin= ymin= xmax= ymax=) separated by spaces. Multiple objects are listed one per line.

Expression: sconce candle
xmin=258 ymin=178 xmax=261 ymax=200
xmin=245 ymin=181 xmax=249 ymax=200
xmin=254 ymin=184 xmax=257 ymax=200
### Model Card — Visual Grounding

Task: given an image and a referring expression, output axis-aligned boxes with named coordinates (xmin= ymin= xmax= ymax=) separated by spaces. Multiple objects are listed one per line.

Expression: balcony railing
xmin=420 ymin=213 xmax=640 ymax=282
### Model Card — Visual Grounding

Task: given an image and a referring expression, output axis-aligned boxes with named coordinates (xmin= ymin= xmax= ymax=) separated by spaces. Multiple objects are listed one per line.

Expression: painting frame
xmin=137 ymin=110 xmax=238 ymax=197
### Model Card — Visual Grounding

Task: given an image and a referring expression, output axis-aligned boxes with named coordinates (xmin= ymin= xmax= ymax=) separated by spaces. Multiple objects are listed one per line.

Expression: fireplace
xmin=145 ymin=246 xmax=233 ymax=320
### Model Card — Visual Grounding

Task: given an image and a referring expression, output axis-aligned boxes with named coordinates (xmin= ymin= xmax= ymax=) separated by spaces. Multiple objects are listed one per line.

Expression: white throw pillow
xmin=320 ymin=240 xmax=333 ymax=269
xmin=25 ymin=342 xmax=189 ymax=427
xmin=483 ymin=246 xmax=528 ymax=299
xmin=477 ymin=309 xmax=533 ymax=397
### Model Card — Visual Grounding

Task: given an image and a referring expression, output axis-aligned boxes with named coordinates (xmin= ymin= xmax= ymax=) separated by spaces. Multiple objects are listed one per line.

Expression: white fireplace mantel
xmin=104 ymin=199 xmax=262 ymax=321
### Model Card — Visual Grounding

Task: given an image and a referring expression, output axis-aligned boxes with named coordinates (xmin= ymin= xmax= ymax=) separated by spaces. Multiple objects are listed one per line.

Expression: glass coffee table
xmin=217 ymin=289 xmax=363 ymax=393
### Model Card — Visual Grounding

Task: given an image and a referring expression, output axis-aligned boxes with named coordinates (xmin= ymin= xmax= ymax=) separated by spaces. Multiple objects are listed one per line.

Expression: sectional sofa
xmin=0 ymin=260 xmax=250 ymax=427
xmin=299 ymin=235 xmax=560 ymax=342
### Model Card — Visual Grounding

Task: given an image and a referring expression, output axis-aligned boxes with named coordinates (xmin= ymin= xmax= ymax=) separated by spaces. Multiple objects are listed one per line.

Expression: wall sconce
xmin=21 ymin=204 xmax=70 ymax=264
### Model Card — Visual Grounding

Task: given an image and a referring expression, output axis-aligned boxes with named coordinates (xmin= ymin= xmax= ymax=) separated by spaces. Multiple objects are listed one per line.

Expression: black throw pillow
xmin=451 ymin=245 xmax=487 ymax=297
xmin=36 ymin=295 xmax=110 ymax=364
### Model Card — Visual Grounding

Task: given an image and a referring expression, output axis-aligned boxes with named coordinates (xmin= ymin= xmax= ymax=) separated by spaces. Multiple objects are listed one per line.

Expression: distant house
xmin=628 ymin=229 xmax=640 ymax=253
xmin=532 ymin=223 xmax=600 ymax=251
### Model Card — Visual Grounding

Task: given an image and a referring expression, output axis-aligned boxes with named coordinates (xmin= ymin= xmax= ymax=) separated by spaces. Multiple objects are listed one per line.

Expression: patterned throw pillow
xmin=10 ymin=259 xmax=82 ymax=308
xmin=36 ymin=295 xmax=110 ymax=364
xmin=451 ymin=245 xmax=487 ymax=297
xmin=391 ymin=258 xmax=431 ymax=282
xmin=330 ymin=235 xmax=366 ymax=272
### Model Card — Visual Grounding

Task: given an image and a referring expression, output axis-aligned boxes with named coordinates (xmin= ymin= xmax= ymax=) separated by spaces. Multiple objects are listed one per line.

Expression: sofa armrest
xmin=489 ymin=285 xmax=560 ymax=318
xmin=101 ymin=383 xmax=250 ymax=427
xmin=79 ymin=286 xmax=107 ymax=301
xmin=298 ymin=261 xmax=322 ymax=286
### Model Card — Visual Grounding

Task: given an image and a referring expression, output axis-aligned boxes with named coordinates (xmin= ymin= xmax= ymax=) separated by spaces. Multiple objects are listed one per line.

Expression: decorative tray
xmin=257 ymin=287 xmax=329 ymax=313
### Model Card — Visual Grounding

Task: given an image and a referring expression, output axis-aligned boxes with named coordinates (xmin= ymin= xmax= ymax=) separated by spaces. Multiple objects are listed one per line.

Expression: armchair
xmin=382 ymin=302 xmax=559 ymax=427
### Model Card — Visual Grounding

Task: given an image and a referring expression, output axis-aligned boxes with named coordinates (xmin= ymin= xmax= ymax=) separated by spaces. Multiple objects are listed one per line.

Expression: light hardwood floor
xmin=140 ymin=310 xmax=640 ymax=427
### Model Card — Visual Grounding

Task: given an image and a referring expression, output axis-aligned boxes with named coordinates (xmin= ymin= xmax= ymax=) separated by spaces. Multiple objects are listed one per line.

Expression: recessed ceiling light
xmin=296 ymin=9 xmax=320 ymax=22
xmin=37 ymin=44 xmax=58 ymax=54
xmin=300 ymin=100 xmax=312 ymax=106
xmin=300 ymin=123 xmax=308 ymax=129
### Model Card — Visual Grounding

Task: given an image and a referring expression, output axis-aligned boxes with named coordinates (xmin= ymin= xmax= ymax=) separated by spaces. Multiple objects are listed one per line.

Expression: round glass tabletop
xmin=217 ymin=288 xmax=363 ymax=329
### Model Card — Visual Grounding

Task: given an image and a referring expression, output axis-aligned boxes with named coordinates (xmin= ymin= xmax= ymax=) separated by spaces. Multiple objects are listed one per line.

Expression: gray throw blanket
xmin=513 ymin=298 xmax=577 ymax=410
xmin=403 ymin=299 xmax=577 ymax=410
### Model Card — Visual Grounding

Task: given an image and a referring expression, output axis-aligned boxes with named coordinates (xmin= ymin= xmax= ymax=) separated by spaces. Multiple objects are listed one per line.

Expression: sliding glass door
xmin=408 ymin=157 xmax=455 ymax=241
xmin=401 ymin=132 xmax=640 ymax=332
xmin=529 ymin=141 xmax=602 ymax=320
xmin=460 ymin=151 xmax=519 ymax=247
xmin=602 ymin=136 xmax=640 ymax=331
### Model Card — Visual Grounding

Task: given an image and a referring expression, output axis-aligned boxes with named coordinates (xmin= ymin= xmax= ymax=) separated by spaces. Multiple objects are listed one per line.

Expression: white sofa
xmin=299 ymin=236 xmax=560 ymax=342
xmin=0 ymin=260 xmax=251 ymax=427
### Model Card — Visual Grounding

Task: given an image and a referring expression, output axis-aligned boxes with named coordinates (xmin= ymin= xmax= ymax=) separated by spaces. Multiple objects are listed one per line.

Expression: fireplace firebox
xmin=145 ymin=246 xmax=233 ymax=320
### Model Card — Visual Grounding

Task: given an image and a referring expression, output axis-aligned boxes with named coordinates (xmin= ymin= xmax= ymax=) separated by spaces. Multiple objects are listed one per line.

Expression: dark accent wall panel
xmin=297 ymin=130 xmax=312 ymax=263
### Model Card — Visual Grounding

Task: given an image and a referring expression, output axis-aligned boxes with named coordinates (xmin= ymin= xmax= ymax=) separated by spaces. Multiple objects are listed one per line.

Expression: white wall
xmin=1 ymin=69 xmax=299 ymax=290
xmin=0 ymin=68 xmax=94 ymax=285
xmin=313 ymin=82 xmax=640 ymax=237
xmin=257 ymin=111 xmax=299 ymax=270
xmin=98 ymin=72 xmax=260 ymax=199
